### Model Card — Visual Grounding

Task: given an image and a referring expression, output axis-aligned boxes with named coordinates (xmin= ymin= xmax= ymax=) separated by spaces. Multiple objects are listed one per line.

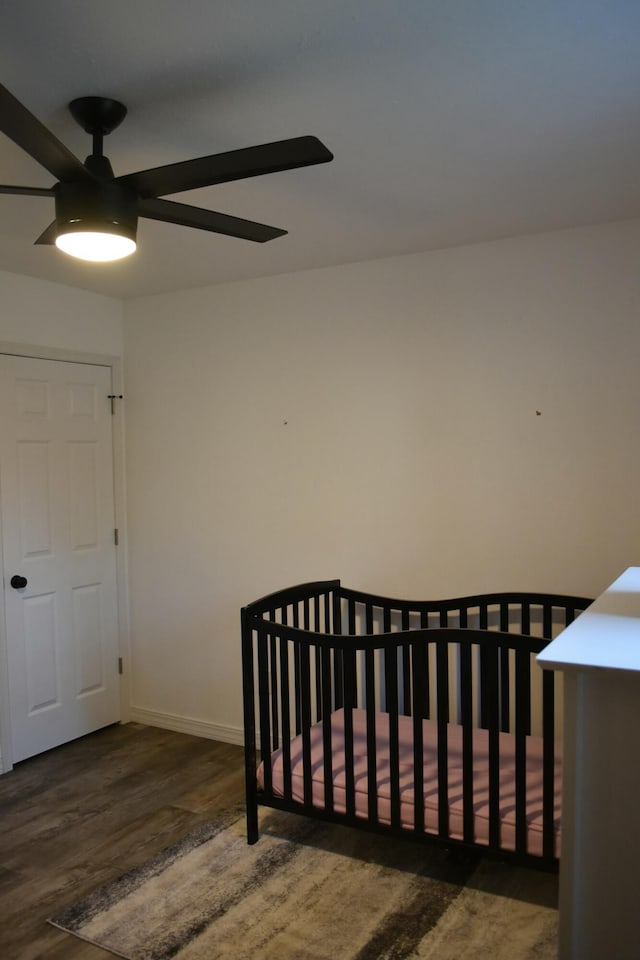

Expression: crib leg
xmin=246 ymin=801 xmax=259 ymax=844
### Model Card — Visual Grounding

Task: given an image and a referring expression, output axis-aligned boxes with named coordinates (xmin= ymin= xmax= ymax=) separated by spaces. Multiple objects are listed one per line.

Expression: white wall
xmin=123 ymin=219 xmax=640 ymax=740
xmin=0 ymin=269 xmax=123 ymax=356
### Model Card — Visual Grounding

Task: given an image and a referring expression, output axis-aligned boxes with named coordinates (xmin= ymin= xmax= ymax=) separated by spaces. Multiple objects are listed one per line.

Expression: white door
xmin=0 ymin=355 xmax=120 ymax=763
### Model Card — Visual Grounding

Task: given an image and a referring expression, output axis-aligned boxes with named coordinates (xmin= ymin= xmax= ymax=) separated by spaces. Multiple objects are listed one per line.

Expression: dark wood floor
xmin=0 ymin=722 xmax=245 ymax=960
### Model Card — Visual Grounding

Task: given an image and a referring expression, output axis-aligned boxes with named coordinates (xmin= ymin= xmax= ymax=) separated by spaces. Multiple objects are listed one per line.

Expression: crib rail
xmin=242 ymin=581 xmax=592 ymax=870
xmin=335 ymin=586 xmax=590 ymax=733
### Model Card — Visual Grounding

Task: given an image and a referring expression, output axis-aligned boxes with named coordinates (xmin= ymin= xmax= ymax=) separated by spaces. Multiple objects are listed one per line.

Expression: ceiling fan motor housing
xmin=54 ymin=180 xmax=138 ymax=241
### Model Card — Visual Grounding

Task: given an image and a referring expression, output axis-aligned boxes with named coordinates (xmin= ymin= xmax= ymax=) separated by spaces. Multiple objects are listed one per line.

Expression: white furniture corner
xmin=537 ymin=566 xmax=640 ymax=960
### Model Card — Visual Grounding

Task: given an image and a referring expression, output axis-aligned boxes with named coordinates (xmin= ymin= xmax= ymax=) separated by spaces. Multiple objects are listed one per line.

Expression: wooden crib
xmin=241 ymin=580 xmax=591 ymax=871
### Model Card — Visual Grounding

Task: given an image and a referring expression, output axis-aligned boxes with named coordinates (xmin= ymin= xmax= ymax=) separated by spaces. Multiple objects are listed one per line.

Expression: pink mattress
xmin=257 ymin=708 xmax=561 ymax=857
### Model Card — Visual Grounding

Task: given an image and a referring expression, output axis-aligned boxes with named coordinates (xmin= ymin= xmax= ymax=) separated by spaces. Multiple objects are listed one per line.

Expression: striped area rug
xmin=49 ymin=807 xmax=558 ymax=960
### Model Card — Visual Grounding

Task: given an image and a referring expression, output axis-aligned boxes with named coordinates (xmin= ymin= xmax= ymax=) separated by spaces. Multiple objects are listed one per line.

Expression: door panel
xmin=69 ymin=442 xmax=99 ymax=549
xmin=72 ymin=583 xmax=104 ymax=694
xmin=24 ymin=592 xmax=58 ymax=712
xmin=0 ymin=355 xmax=120 ymax=763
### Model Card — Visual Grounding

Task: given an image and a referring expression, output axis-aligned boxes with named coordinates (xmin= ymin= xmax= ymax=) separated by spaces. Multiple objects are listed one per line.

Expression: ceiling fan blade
xmin=119 ymin=136 xmax=333 ymax=198
xmin=139 ymin=197 xmax=287 ymax=242
xmin=0 ymin=184 xmax=55 ymax=197
xmin=34 ymin=220 xmax=57 ymax=245
xmin=0 ymin=83 xmax=92 ymax=184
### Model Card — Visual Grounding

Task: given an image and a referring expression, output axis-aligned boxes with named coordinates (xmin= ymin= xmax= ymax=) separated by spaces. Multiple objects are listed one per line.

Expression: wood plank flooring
xmin=0 ymin=722 xmax=245 ymax=960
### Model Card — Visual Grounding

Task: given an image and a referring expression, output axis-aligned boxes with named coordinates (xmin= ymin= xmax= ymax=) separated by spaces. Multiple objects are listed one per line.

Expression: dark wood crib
xmin=241 ymin=580 xmax=591 ymax=871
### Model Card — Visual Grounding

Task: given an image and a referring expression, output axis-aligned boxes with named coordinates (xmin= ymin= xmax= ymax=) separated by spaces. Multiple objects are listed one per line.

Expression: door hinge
xmin=118 ymin=657 xmax=123 ymax=675
xmin=114 ymin=528 xmax=119 ymax=546
xmin=107 ymin=394 xmax=123 ymax=415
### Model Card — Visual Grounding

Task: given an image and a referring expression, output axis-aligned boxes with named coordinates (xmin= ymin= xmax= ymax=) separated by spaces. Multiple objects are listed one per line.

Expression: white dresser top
xmin=537 ymin=566 xmax=640 ymax=673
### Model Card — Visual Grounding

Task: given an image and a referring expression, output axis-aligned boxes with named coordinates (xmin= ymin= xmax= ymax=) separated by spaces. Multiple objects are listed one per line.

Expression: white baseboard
xmin=128 ymin=706 xmax=245 ymax=746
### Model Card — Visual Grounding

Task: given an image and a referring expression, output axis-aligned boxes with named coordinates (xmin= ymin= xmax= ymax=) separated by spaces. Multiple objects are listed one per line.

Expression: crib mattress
xmin=257 ymin=707 xmax=561 ymax=857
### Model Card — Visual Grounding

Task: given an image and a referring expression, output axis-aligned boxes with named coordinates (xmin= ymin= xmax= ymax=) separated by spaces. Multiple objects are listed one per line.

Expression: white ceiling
xmin=1 ymin=0 xmax=640 ymax=300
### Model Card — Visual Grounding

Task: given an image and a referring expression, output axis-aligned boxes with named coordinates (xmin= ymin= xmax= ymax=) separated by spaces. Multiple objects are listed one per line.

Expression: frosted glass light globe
xmin=55 ymin=231 xmax=136 ymax=262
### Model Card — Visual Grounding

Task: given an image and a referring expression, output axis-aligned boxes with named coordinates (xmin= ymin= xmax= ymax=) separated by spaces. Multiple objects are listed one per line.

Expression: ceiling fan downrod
xmin=69 ymin=96 xmax=127 ymax=179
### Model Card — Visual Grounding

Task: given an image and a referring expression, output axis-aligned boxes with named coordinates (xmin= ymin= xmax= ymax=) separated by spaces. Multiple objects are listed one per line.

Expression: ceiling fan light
xmin=54 ymin=180 xmax=138 ymax=263
xmin=55 ymin=230 xmax=136 ymax=262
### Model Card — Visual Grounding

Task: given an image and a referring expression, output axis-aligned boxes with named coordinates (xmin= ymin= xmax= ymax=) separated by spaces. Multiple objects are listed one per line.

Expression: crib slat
xmin=515 ymin=647 xmax=529 ymax=854
xmin=333 ymin=599 xmax=345 ymax=711
xmin=521 ymin=646 xmax=531 ymax=736
xmin=329 ymin=592 xmax=343 ymax=712
xmin=279 ymin=637 xmax=293 ymax=801
xmin=485 ymin=643 xmax=500 ymax=849
xmin=411 ymin=634 xmax=429 ymax=720
xmin=257 ymin=629 xmax=272 ymax=796
xmin=365 ymin=648 xmax=378 ymax=823
xmin=333 ymin=599 xmax=358 ymax=710
xmin=344 ymin=601 xmax=358 ymax=708
xmin=331 ymin=590 xmax=342 ymax=706
xmin=269 ymin=634 xmax=279 ymax=750
xmin=499 ymin=602 xmax=510 ymax=733
xmin=385 ymin=646 xmax=401 ymax=829
xmin=365 ymin=604 xmax=374 ymax=634
xmin=299 ymin=644 xmax=313 ymax=808
xmin=313 ymin=594 xmax=322 ymax=722
xmin=321 ymin=645 xmax=334 ymax=814
xmin=293 ymin=639 xmax=302 ymax=736
xmin=315 ymin=646 xmax=322 ymax=723
xmin=420 ymin=610 xmax=430 ymax=717
xmin=460 ymin=641 xmax=474 ymax=844
xmin=343 ymin=648 xmax=357 ymax=818
xmin=436 ymin=640 xmax=449 ymax=838
xmin=402 ymin=610 xmax=411 ymax=716
xmin=348 ymin=598 xmax=356 ymax=635
xmin=479 ymin=604 xmax=490 ymax=730
xmin=411 ymin=641 xmax=427 ymax=834
xmin=542 ymin=668 xmax=555 ymax=860
xmin=499 ymin=648 xmax=510 ymax=733
xmin=332 ymin=589 xmax=341 ymax=636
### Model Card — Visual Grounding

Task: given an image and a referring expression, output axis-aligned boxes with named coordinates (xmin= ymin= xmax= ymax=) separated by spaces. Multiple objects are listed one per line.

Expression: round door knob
xmin=10 ymin=575 xmax=27 ymax=589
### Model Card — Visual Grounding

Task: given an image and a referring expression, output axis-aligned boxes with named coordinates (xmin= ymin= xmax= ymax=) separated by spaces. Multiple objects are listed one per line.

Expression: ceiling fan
xmin=0 ymin=83 xmax=333 ymax=262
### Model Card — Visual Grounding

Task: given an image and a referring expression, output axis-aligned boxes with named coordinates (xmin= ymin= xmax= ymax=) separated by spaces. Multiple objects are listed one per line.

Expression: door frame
xmin=0 ymin=341 xmax=131 ymax=773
